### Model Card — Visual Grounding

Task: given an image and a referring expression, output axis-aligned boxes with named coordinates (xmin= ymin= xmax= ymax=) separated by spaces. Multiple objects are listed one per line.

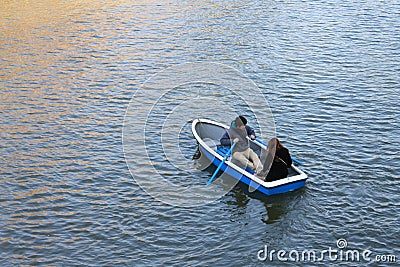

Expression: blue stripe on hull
xmin=199 ymin=145 xmax=306 ymax=196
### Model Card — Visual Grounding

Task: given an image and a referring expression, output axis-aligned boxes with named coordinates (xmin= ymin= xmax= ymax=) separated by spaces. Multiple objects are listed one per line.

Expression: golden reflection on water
xmin=1 ymin=0 xmax=116 ymax=36
xmin=0 ymin=1 xmax=136 ymax=178
xmin=1 ymin=1 xmax=106 ymax=78
xmin=1 ymin=0 xmax=161 ymax=83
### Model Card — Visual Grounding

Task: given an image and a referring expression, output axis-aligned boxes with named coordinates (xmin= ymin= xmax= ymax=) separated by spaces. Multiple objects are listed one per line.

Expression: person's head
xmin=234 ymin=116 xmax=246 ymax=130
xmin=269 ymin=137 xmax=283 ymax=149
xmin=238 ymin=115 xmax=247 ymax=125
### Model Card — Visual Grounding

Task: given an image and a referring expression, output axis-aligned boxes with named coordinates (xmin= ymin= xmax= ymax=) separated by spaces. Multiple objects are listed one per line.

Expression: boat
xmin=191 ymin=118 xmax=308 ymax=196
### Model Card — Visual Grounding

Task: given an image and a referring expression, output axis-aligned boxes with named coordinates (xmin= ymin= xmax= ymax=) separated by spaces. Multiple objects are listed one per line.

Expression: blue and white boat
xmin=192 ymin=118 xmax=308 ymax=196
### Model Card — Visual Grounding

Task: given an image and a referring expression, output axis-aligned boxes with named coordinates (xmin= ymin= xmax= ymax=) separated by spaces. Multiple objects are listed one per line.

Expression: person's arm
xmin=246 ymin=125 xmax=256 ymax=139
xmin=220 ymin=131 xmax=232 ymax=146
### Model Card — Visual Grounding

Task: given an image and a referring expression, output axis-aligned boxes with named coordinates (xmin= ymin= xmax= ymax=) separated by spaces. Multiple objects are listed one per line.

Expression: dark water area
xmin=1 ymin=0 xmax=399 ymax=266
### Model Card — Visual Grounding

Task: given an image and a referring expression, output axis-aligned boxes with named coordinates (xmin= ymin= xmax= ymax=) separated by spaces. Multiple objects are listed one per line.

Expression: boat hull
xmin=198 ymin=143 xmax=306 ymax=195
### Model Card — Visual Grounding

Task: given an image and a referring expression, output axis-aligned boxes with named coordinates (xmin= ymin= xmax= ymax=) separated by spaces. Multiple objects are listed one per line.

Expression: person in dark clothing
xmin=220 ymin=115 xmax=256 ymax=146
xmin=220 ymin=116 xmax=262 ymax=173
xmin=257 ymin=138 xmax=292 ymax=182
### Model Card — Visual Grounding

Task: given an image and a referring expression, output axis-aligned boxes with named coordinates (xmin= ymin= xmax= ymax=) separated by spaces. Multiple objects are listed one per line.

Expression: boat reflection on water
xmin=228 ymin=179 xmax=306 ymax=225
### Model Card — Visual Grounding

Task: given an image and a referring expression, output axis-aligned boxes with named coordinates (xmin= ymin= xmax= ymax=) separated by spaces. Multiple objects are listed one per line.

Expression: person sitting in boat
xmin=257 ymin=138 xmax=292 ymax=182
xmin=220 ymin=116 xmax=263 ymax=173
xmin=220 ymin=115 xmax=256 ymax=144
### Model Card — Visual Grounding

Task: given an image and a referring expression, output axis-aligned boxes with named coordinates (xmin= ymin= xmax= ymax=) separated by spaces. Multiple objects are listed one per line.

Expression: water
xmin=1 ymin=0 xmax=399 ymax=266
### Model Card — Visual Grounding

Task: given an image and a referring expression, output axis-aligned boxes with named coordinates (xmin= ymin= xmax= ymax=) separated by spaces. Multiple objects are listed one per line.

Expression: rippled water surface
xmin=1 ymin=0 xmax=399 ymax=266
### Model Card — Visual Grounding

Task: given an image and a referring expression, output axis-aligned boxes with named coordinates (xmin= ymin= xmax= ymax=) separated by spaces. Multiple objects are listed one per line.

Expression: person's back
xmin=265 ymin=146 xmax=292 ymax=181
xmin=258 ymin=138 xmax=292 ymax=181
